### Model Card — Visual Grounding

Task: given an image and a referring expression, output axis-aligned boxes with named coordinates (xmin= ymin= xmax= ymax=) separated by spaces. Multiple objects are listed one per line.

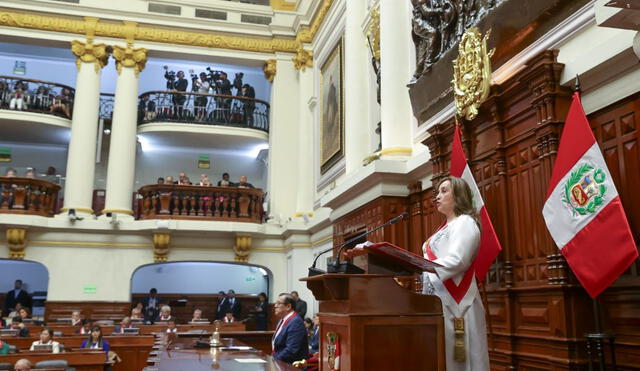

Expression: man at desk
xmin=272 ymin=293 xmax=308 ymax=364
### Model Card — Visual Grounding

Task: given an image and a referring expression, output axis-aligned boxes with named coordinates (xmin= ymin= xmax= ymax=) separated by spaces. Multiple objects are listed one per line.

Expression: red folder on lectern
xmin=348 ymin=242 xmax=442 ymax=275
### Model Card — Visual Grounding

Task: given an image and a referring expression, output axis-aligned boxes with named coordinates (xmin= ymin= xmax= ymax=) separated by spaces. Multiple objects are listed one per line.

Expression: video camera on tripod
xmin=205 ymin=67 xmax=225 ymax=83
xmin=163 ymin=65 xmax=176 ymax=89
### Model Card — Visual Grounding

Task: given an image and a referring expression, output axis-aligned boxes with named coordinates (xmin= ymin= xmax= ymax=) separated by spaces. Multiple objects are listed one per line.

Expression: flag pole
xmin=575 ymin=74 xmax=617 ymax=371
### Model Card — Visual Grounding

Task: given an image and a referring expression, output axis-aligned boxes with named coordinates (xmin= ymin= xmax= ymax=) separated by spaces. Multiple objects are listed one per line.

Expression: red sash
xmin=272 ymin=312 xmax=297 ymax=353
xmin=425 ymin=229 xmax=475 ymax=304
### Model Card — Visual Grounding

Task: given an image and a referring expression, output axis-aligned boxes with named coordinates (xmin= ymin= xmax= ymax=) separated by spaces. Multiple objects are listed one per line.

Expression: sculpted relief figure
xmin=411 ymin=0 xmax=497 ymax=79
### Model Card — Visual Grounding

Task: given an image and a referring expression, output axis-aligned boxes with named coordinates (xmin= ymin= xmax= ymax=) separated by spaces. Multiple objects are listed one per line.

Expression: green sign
xmin=83 ymin=285 xmax=97 ymax=294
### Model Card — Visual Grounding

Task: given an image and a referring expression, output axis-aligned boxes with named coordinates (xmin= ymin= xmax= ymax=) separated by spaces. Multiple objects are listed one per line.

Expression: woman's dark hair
xmin=86 ymin=325 xmax=103 ymax=346
xmin=19 ymin=307 xmax=31 ymax=318
xmin=41 ymin=328 xmax=53 ymax=338
xmin=258 ymin=292 xmax=267 ymax=301
xmin=304 ymin=318 xmax=313 ymax=327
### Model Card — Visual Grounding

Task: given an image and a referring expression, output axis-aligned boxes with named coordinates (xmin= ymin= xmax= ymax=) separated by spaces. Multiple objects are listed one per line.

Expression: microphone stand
xmin=307 ymin=212 xmax=408 ymax=276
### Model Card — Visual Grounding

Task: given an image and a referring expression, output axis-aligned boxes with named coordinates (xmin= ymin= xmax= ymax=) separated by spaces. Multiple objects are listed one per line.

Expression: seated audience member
xmin=9 ymin=81 xmax=26 ymax=110
xmin=223 ymin=312 xmax=235 ymax=323
xmin=4 ymin=279 xmax=31 ymax=314
xmin=23 ymin=169 xmax=35 ymax=179
xmin=13 ymin=359 xmax=32 ymax=371
xmin=77 ymin=319 xmax=92 ymax=335
xmin=309 ymin=314 xmax=320 ymax=355
xmin=30 ymin=328 xmax=60 ymax=353
xmin=254 ymin=292 xmax=268 ymax=331
xmin=71 ymin=310 xmax=82 ymax=326
xmin=114 ymin=317 xmax=133 ymax=334
xmin=164 ymin=176 xmax=174 ymax=185
xmin=272 ymin=293 xmax=308 ymax=364
xmin=50 ymin=87 xmax=73 ymax=118
xmin=303 ymin=317 xmax=313 ymax=338
xmin=217 ymin=173 xmax=234 ymax=187
xmin=0 ymin=338 xmax=11 ymax=354
xmin=158 ymin=305 xmax=172 ymax=322
xmin=138 ymin=93 xmax=157 ymax=122
xmin=17 ymin=307 xmax=31 ymax=321
xmin=237 ymin=175 xmax=255 ymax=189
xmin=191 ymin=309 xmax=206 ymax=323
xmin=9 ymin=316 xmax=30 ymax=337
xmin=4 ymin=168 xmax=17 ymax=177
xmin=157 ymin=177 xmax=165 ymax=184
xmin=70 ymin=310 xmax=82 ymax=325
xmin=81 ymin=325 xmax=110 ymax=356
xmin=7 ymin=302 xmax=23 ymax=318
xmin=165 ymin=319 xmax=178 ymax=333
xmin=198 ymin=174 xmax=211 ymax=186
xmin=33 ymin=85 xmax=51 ymax=110
xmin=177 ymin=172 xmax=191 ymax=185
xmin=131 ymin=305 xmax=143 ymax=320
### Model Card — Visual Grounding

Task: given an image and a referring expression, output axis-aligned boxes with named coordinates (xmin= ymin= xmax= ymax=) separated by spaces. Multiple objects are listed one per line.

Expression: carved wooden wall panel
xmin=334 ymin=50 xmax=639 ymax=370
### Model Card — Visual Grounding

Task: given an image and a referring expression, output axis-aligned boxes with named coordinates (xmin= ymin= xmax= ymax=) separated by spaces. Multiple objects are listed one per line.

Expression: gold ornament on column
xmin=71 ymin=40 xmax=111 ymax=73
xmin=233 ymin=236 xmax=252 ymax=262
xmin=263 ymin=59 xmax=277 ymax=82
xmin=7 ymin=228 xmax=27 ymax=259
xmin=292 ymin=47 xmax=313 ymax=71
xmin=153 ymin=232 xmax=170 ymax=262
xmin=367 ymin=6 xmax=380 ymax=61
xmin=112 ymin=45 xmax=148 ymax=76
xmin=452 ymin=27 xmax=494 ymax=121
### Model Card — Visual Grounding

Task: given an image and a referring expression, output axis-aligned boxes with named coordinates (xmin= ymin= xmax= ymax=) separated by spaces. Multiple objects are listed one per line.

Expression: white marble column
xmin=344 ymin=0 xmax=372 ymax=173
xmin=103 ymin=45 xmax=147 ymax=217
xmin=267 ymin=56 xmax=301 ymax=219
xmin=62 ymin=41 xmax=110 ymax=216
xmin=379 ymin=0 xmax=414 ymax=159
xmin=295 ymin=68 xmax=314 ymax=217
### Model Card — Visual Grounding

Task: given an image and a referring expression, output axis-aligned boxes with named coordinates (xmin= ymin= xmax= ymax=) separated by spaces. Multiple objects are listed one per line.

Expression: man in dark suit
xmin=4 ymin=280 xmax=31 ymax=315
xmin=291 ymin=291 xmax=307 ymax=318
xmin=272 ymin=293 xmax=308 ymax=364
xmin=141 ymin=288 xmax=161 ymax=324
xmin=219 ymin=289 xmax=241 ymax=320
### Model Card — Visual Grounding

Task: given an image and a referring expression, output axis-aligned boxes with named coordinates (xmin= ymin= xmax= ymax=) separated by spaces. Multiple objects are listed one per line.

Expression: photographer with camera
xmin=241 ymin=83 xmax=256 ymax=127
xmin=193 ymin=72 xmax=210 ymax=121
xmin=164 ymin=66 xmax=188 ymax=119
xmin=212 ymin=71 xmax=232 ymax=123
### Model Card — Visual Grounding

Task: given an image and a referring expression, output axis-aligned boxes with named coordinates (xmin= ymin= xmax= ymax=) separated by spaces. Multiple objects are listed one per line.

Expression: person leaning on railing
xmin=138 ymin=94 xmax=157 ymax=122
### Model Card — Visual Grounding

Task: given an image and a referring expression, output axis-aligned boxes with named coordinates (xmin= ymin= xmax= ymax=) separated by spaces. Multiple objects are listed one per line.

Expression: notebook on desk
xmin=32 ymin=344 xmax=53 ymax=352
xmin=123 ymin=327 xmax=140 ymax=335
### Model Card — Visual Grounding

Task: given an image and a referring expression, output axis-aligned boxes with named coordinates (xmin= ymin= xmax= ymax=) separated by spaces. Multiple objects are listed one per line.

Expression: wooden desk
xmin=150 ymin=336 xmax=297 ymax=371
xmin=3 ymin=335 xmax=154 ymax=371
xmin=177 ymin=331 xmax=275 ymax=354
xmin=41 ymin=322 xmax=245 ymax=336
xmin=0 ymin=350 xmax=105 ymax=371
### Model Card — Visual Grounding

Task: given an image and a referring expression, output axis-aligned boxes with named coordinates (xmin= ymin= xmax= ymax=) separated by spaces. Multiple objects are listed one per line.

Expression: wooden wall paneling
xmin=407 ymin=181 xmax=425 ymax=256
xmin=44 ymin=301 xmax=130 ymax=323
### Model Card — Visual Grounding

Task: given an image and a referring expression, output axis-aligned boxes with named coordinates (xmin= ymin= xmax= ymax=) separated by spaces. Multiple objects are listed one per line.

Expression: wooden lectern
xmin=301 ymin=242 xmax=445 ymax=371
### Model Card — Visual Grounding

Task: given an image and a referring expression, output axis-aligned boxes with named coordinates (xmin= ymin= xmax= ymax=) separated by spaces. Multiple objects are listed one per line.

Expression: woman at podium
xmin=422 ymin=177 xmax=489 ymax=371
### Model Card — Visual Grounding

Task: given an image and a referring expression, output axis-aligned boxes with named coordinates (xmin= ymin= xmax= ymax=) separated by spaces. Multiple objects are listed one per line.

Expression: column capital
xmin=292 ymin=47 xmax=313 ymax=71
xmin=263 ymin=59 xmax=277 ymax=82
xmin=112 ymin=45 xmax=148 ymax=76
xmin=71 ymin=40 xmax=111 ymax=72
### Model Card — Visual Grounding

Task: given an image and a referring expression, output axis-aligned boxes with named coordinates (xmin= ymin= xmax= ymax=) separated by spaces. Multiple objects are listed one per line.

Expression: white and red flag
xmin=450 ymin=124 xmax=502 ymax=282
xmin=543 ymin=92 xmax=638 ymax=298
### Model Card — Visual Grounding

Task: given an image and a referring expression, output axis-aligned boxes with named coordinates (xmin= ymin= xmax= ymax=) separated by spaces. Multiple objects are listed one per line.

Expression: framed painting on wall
xmin=320 ymin=38 xmax=344 ymax=175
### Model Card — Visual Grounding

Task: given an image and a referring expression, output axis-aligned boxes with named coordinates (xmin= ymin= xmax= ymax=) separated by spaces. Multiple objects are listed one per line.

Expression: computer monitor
xmin=32 ymin=344 xmax=53 ymax=352
xmin=123 ymin=327 xmax=140 ymax=335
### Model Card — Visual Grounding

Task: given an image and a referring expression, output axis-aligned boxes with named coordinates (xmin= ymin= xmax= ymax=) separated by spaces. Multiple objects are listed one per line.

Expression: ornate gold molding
xmin=293 ymin=47 xmax=313 ymax=71
xmin=271 ymin=0 xmax=298 ymax=11
xmin=0 ymin=9 xmax=298 ymax=53
xmin=233 ymin=235 xmax=252 ymax=262
xmin=263 ymin=59 xmax=277 ymax=82
xmin=7 ymin=228 xmax=27 ymax=260
xmin=71 ymin=40 xmax=111 ymax=72
xmin=296 ymin=0 xmax=335 ymax=44
xmin=112 ymin=45 xmax=148 ymax=76
xmin=452 ymin=27 xmax=494 ymax=121
xmin=152 ymin=232 xmax=170 ymax=262
xmin=367 ymin=6 xmax=380 ymax=61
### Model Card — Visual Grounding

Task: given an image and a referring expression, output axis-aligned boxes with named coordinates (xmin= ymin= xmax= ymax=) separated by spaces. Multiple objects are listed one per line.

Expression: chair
xmin=7 ymin=344 xmax=17 ymax=354
xmin=0 ymin=363 xmax=12 ymax=370
xmin=34 ymin=360 xmax=68 ymax=369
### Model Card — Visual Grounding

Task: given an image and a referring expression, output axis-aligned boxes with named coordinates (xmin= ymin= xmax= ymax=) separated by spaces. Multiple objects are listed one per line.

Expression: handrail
xmin=0 ymin=75 xmax=75 ymax=119
xmin=138 ymin=90 xmax=270 ymax=132
xmin=137 ymin=184 xmax=264 ymax=223
xmin=0 ymin=177 xmax=61 ymax=217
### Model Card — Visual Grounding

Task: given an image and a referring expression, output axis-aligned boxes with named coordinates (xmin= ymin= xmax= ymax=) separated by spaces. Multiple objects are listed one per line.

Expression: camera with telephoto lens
xmin=163 ymin=65 xmax=176 ymax=89
xmin=206 ymin=67 xmax=225 ymax=82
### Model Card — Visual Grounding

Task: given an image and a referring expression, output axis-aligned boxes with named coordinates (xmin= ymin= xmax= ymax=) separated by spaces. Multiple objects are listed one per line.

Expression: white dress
xmin=422 ymin=214 xmax=490 ymax=371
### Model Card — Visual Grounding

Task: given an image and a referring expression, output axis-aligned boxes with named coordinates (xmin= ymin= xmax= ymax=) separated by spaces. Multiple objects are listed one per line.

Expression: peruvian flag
xmin=543 ymin=92 xmax=637 ymax=298
xmin=451 ymin=124 xmax=502 ymax=281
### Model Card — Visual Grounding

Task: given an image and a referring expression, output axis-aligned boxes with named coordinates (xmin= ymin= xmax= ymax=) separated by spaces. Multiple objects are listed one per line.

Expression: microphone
xmin=308 ymin=212 xmax=409 ymax=276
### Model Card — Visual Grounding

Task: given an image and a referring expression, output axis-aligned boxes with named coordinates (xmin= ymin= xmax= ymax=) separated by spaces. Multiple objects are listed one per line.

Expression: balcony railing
xmin=0 ymin=75 xmax=75 ymax=119
xmin=0 ymin=177 xmax=61 ymax=217
xmin=137 ymin=184 xmax=264 ymax=223
xmin=138 ymin=91 xmax=270 ymax=132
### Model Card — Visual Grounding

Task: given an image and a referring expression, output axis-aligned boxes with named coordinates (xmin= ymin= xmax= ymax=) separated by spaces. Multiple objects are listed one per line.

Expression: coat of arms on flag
xmin=563 ymin=163 xmax=607 ymax=215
